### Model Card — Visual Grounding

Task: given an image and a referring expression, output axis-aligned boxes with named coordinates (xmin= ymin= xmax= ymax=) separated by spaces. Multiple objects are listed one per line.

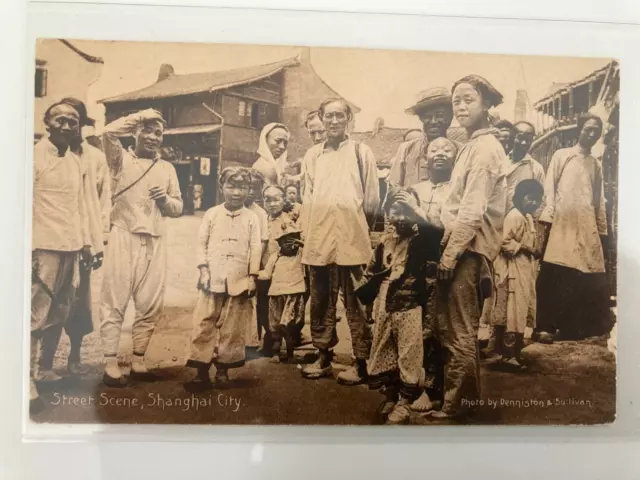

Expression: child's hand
xmin=246 ymin=276 xmax=257 ymax=298
xmin=198 ymin=267 xmax=211 ymax=292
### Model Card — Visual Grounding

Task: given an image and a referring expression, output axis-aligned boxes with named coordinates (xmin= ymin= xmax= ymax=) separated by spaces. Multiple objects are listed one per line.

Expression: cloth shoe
xmin=131 ymin=353 xmax=149 ymax=374
xmin=103 ymin=355 xmax=126 ymax=387
xmin=35 ymin=369 xmax=63 ymax=383
xmin=301 ymin=358 xmax=333 ymax=379
xmin=336 ymin=363 xmax=366 ymax=386
xmin=215 ymin=369 xmax=230 ymax=388
xmin=68 ymin=360 xmax=91 ymax=376
xmin=386 ymin=398 xmax=412 ymax=425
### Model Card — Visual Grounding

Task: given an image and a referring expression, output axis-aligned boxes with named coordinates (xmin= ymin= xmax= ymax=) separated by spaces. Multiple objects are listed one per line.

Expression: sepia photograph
xmin=27 ymin=38 xmax=618 ymax=426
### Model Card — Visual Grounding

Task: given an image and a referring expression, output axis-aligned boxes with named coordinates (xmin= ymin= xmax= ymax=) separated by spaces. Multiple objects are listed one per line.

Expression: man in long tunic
xmin=536 ymin=113 xmax=612 ymax=341
xmin=300 ymin=98 xmax=380 ymax=385
xmin=38 ymin=98 xmax=112 ymax=377
xmin=99 ymin=109 xmax=183 ymax=385
xmin=31 ymin=101 xmax=103 ymax=407
xmin=387 ymin=87 xmax=459 ymax=189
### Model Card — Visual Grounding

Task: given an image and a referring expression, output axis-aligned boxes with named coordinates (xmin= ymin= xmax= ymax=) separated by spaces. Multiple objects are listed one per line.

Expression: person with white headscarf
xmin=252 ymin=123 xmax=290 ymax=187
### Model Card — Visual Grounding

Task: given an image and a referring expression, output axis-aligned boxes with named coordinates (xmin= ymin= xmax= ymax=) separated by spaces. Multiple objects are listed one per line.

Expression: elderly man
xmin=300 ymin=98 xmax=380 ymax=385
xmin=31 ymin=100 xmax=104 ymax=408
xmin=99 ymin=109 xmax=183 ymax=386
xmin=387 ymin=87 xmax=459 ymax=189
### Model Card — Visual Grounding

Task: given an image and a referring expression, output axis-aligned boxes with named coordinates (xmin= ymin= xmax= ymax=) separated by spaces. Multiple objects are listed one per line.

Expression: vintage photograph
xmin=28 ymin=39 xmax=618 ymax=426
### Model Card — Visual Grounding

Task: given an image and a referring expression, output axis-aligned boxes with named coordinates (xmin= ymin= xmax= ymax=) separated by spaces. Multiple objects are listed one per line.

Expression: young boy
xmin=490 ymin=179 xmax=544 ymax=367
xmin=358 ymin=187 xmax=442 ymax=424
xmin=185 ymin=167 xmax=261 ymax=389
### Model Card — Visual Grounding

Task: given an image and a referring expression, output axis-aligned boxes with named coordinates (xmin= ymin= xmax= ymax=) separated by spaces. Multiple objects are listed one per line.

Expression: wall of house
xmin=34 ymin=40 xmax=103 ymax=139
xmin=280 ymin=61 xmax=356 ymax=161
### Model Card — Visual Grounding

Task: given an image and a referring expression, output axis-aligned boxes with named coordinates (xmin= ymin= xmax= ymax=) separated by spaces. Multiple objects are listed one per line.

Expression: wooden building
xmin=530 ymin=60 xmax=619 ymax=295
xmin=99 ymin=48 xmax=358 ymax=213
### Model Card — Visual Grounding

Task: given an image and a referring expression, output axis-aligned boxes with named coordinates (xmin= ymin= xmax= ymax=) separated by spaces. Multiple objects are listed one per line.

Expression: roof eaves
xmin=59 ymin=39 xmax=104 ymax=64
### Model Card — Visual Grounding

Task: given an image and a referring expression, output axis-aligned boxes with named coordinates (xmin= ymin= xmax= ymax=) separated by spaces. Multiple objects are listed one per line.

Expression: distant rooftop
xmin=59 ymin=39 xmax=104 ymax=64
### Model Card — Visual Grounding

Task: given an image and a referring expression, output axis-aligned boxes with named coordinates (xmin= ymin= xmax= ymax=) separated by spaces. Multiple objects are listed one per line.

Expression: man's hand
xmin=149 ymin=186 xmax=168 ymax=205
xmin=197 ymin=267 xmax=211 ymax=292
xmin=80 ymin=246 xmax=93 ymax=271
xmin=92 ymin=252 xmax=104 ymax=270
xmin=246 ymin=276 xmax=257 ymax=298
xmin=437 ymin=262 xmax=456 ymax=282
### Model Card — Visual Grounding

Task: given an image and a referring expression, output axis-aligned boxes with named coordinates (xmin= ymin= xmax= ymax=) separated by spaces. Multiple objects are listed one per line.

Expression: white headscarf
xmin=256 ymin=123 xmax=289 ymax=183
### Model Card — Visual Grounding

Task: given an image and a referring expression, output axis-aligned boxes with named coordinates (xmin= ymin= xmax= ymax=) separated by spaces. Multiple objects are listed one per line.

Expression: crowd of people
xmin=30 ymin=74 xmax=614 ymax=424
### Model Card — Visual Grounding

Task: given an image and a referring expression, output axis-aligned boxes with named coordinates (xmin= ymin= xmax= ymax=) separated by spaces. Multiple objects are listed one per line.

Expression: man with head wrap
xmin=99 ymin=109 xmax=183 ymax=386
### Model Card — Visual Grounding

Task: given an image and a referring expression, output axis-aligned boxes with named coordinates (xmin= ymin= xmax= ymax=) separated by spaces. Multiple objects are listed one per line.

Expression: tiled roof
xmin=100 ymin=57 xmax=299 ymax=104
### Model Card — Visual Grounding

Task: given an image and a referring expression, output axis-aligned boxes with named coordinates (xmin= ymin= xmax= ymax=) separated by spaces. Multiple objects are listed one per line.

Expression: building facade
xmin=100 ymin=49 xmax=358 ymax=213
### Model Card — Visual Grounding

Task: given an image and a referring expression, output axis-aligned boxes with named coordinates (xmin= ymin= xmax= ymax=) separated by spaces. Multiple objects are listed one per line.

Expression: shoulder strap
xmin=354 ymin=141 xmax=365 ymax=193
xmin=112 ymin=160 xmax=158 ymax=201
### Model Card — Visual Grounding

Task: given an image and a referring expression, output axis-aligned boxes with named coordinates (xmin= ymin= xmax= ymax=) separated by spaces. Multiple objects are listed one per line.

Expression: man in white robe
xmin=31 ymin=101 xmax=103 ymax=408
xmin=99 ymin=109 xmax=183 ymax=385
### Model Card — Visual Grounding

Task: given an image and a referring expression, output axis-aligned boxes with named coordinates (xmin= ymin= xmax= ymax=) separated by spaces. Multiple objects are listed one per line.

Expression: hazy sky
xmin=73 ymin=39 xmax=610 ymax=131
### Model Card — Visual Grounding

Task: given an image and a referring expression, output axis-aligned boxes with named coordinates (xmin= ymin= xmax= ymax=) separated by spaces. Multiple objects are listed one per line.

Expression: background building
xmin=33 ymin=39 xmax=104 ymax=141
xmin=100 ymin=48 xmax=358 ymax=213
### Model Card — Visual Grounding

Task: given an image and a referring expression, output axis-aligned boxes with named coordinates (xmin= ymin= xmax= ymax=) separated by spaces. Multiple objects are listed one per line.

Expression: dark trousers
xmin=536 ymin=262 xmax=612 ymax=340
xmin=308 ymin=264 xmax=372 ymax=360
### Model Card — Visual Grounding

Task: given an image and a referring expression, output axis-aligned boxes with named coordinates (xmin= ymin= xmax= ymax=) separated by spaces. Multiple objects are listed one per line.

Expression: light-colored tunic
xmin=301 ymin=137 xmax=380 ymax=266
xmin=492 ymin=209 xmax=538 ymax=333
xmin=540 ymin=145 xmax=607 ymax=273
xmin=412 ymin=179 xmax=451 ymax=228
xmin=33 ymin=139 xmax=86 ymax=252
xmin=248 ymin=202 xmax=269 ymax=243
xmin=440 ymin=129 xmax=507 ymax=268
xmin=197 ymin=205 xmax=262 ymax=294
xmin=101 ymin=112 xmax=183 ymax=237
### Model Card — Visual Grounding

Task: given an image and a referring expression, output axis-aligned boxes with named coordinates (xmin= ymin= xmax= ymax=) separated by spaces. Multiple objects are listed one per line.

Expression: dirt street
xmin=30 ymin=215 xmax=615 ymax=426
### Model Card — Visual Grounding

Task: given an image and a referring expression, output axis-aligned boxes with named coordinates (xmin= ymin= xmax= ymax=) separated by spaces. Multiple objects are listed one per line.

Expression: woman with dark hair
xmin=431 ymin=75 xmax=508 ymax=420
xmin=536 ymin=112 xmax=612 ymax=342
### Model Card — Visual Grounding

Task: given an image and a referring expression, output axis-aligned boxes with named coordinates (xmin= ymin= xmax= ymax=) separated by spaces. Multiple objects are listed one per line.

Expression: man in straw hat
xmin=387 ymin=87 xmax=461 ymax=189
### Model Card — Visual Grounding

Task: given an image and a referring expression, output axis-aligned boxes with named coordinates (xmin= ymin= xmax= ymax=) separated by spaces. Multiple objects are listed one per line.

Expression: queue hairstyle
xmin=219 ymin=166 xmax=251 ymax=188
xmin=43 ymin=100 xmax=81 ymax=125
xmin=451 ymin=75 xmax=504 ymax=109
xmin=494 ymin=119 xmax=515 ymax=132
xmin=262 ymin=184 xmax=286 ymax=199
xmin=513 ymin=120 xmax=536 ymax=136
xmin=318 ymin=98 xmax=353 ymax=122
xmin=577 ymin=113 xmax=604 ymax=133
xmin=513 ymin=179 xmax=544 ymax=210
xmin=304 ymin=110 xmax=322 ymax=128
